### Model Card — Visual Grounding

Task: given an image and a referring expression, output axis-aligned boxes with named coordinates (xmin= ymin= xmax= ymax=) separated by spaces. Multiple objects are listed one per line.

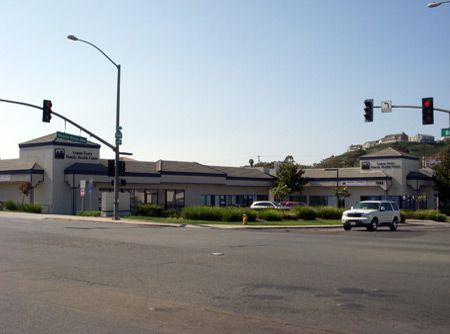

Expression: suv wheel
xmin=343 ymin=224 xmax=352 ymax=231
xmin=367 ymin=218 xmax=378 ymax=231
xmin=390 ymin=217 xmax=398 ymax=231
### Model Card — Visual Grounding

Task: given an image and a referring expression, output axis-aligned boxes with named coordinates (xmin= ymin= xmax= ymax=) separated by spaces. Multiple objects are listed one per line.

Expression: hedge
xmin=293 ymin=206 xmax=317 ymax=220
xmin=257 ymin=209 xmax=284 ymax=221
xmin=137 ymin=204 xmax=166 ymax=217
xmin=78 ymin=210 xmax=101 ymax=217
xmin=315 ymin=206 xmax=344 ymax=220
xmin=401 ymin=209 xmax=448 ymax=222
xmin=4 ymin=200 xmax=42 ymax=213
xmin=181 ymin=206 xmax=257 ymax=222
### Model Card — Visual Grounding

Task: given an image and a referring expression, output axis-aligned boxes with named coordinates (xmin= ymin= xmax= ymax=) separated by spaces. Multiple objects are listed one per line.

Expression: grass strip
xmin=126 ymin=216 xmax=342 ymax=226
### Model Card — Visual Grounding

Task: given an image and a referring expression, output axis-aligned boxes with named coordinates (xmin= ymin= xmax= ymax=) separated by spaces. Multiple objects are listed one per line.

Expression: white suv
xmin=341 ymin=200 xmax=400 ymax=231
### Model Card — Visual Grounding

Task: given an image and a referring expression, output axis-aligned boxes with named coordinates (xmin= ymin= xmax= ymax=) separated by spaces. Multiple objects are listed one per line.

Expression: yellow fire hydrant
xmin=242 ymin=213 xmax=248 ymax=225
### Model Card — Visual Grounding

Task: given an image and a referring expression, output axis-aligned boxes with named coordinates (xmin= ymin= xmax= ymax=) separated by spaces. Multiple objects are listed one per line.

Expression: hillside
xmin=312 ymin=141 xmax=449 ymax=169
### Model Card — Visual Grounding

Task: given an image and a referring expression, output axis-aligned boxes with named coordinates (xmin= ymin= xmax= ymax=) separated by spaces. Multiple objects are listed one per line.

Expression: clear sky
xmin=1 ymin=0 xmax=449 ymax=166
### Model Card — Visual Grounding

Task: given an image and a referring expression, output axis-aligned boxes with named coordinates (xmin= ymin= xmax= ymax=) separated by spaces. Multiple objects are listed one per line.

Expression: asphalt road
xmin=0 ymin=215 xmax=449 ymax=334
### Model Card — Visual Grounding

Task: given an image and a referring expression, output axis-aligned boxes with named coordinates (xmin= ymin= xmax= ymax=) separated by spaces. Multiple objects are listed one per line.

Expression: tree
xmin=433 ymin=144 xmax=450 ymax=212
xmin=272 ymin=183 xmax=291 ymax=202
xmin=332 ymin=186 xmax=351 ymax=208
xmin=19 ymin=182 xmax=32 ymax=204
xmin=272 ymin=155 xmax=306 ymax=199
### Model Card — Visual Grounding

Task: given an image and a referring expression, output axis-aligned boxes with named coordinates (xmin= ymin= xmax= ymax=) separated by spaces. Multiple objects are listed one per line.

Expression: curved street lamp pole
xmin=67 ymin=35 xmax=121 ymax=221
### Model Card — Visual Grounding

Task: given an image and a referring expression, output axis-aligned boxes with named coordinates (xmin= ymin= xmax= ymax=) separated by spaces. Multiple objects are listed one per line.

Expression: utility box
xmin=101 ymin=192 xmax=130 ymax=217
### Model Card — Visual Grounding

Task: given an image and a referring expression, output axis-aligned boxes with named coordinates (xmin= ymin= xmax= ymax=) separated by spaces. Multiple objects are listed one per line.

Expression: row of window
xmin=201 ymin=194 xmax=268 ymax=207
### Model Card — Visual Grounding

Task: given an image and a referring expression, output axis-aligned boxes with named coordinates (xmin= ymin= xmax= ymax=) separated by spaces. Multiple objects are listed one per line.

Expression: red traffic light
xmin=422 ymin=97 xmax=434 ymax=125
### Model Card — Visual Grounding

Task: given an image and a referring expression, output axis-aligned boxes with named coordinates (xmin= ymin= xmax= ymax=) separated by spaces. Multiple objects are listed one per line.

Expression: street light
xmin=427 ymin=1 xmax=450 ymax=8
xmin=67 ymin=34 xmax=122 ymax=221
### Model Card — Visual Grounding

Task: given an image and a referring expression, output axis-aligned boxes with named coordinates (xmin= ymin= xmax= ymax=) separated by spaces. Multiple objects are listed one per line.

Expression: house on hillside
xmin=347 ymin=144 xmax=363 ymax=152
xmin=363 ymin=140 xmax=378 ymax=149
xmin=409 ymin=133 xmax=435 ymax=144
xmin=380 ymin=132 xmax=409 ymax=144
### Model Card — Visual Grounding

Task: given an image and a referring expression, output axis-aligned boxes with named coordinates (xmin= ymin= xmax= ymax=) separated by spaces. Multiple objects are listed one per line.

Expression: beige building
xmin=289 ymin=148 xmax=435 ymax=210
xmin=0 ymin=133 xmax=273 ymax=214
xmin=0 ymin=133 xmax=437 ymax=214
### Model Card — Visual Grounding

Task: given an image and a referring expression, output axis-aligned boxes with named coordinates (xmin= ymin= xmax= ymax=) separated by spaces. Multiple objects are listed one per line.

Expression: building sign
xmin=342 ymin=181 xmax=368 ymax=186
xmin=55 ymin=148 xmax=65 ymax=159
xmin=361 ymin=161 xmax=400 ymax=170
xmin=0 ymin=175 xmax=11 ymax=182
xmin=54 ymin=148 xmax=98 ymax=161
xmin=56 ymin=132 xmax=87 ymax=144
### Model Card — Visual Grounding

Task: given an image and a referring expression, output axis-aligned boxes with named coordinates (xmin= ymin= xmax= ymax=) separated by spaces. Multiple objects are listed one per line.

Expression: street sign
xmin=442 ymin=128 xmax=450 ymax=137
xmin=381 ymin=101 xmax=392 ymax=113
xmin=80 ymin=180 xmax=86 ymax=198
xmin=56 ymin=131 xmax=87 ymax=144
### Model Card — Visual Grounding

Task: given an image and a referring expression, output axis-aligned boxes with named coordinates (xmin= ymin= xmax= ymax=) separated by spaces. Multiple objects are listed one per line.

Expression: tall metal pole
xmin=113 ymin=65 xmax=121 ymax=220
xmin=67 ymin=35 xmax=122 ymax=220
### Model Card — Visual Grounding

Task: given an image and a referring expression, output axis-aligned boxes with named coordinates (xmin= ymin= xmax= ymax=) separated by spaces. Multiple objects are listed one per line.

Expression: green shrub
xmin=3 ymin=201 xmax=41 ymax=213
xmin=294 ymin=206 xmax=317 ymax=220
xmin=400 ymin=212 xmax=406 ymax=224
xmin=21 ymin=203 xmax=42 ymax=213
xmin=257 ymin=209 xmax=284 ymax=221
xmin=282 ymin=210 xmax=298 ymax=220
xmin=315 ymin=206 xmax=343 ymax=219
xmin=401 ymin=209 xmax=448 ymax=222
xmin=181 ymin=206 xmax=257 ymax=222
xmin=5 ymin=200 xmax=18 ymax=211
xmin=137 ymin=204 xmax=165 ymax=217
xmin=78 ymin=210 xmax=101 ymax=217
xmin=182 ymin=206 xmax=222 ymax=221
xmin=221 ymin=207 xmax=256 ymax=222
xmin=435 ymin=213 xmax=448 ymax=222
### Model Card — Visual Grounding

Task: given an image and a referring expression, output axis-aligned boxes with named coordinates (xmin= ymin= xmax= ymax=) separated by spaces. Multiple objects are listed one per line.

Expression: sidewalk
xmin=1 ymin=211 xmax=447 ymax=230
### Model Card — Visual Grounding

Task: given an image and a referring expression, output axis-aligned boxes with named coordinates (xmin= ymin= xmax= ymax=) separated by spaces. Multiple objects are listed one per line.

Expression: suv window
xmin=381 ymin=202 xmax=392 ymax=211
xmin=391 ymin=202 xmax=399 ymax=211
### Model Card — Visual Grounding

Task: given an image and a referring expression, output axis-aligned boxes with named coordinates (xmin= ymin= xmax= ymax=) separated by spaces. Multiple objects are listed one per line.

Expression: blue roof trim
xmin=160 ymin=171 xmax=226 ymax=177
xmin=19 ymin=141 xmax=100 ymax=149
xmin=406 ymin=172 xmax=432 ymax=181
xmin=360 ymin=155 xmax=418 ymax=161
xmin=226 ymin=176 xmax=274 ymax=181
xmin=306 ymin=176 xmax=391 ymax=182
xmin=0 ymin=169 xmax=44 ymax=175
xmin=125 ymin=172 xmax=161 ymax=178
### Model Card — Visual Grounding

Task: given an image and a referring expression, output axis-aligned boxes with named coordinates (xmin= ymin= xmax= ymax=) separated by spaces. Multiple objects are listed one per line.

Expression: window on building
xmin=219 ymin=195 xmax=227 ymax=206
xmin=166 ymin=190 xmax=185 ymax=210
xmin=289 ymin=195 xmax=307 ymax=203
xmin=309 ymin=196 xmax=329 ymax=206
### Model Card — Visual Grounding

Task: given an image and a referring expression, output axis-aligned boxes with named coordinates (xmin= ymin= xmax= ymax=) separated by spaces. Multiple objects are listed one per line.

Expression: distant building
xmin=363 ymin=140 xmax=378 ymax=149
xmin=380 ymin=132 xmax=409 ymax=144
xmin=409 ymin=133 xmax=435 ymax=144
xmin=347 ymin=144 xmax=363 ymax=152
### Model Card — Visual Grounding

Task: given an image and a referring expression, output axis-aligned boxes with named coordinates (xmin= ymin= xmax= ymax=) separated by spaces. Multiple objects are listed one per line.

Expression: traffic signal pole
xmin=372 ymin=103 xmax=450 ymax=127
xmin=0 ymin=98 xmax=132 ymax=220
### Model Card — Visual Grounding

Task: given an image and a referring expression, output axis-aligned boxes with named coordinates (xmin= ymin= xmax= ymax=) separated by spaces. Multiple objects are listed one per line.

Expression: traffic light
xmin=364 ymin=99 xmax=373 ymax=122
xmin=422 ymin=97 xmax=434 ymax=125
xmin=42 ymin=99 xmax=52 ymax=123
xmin=119 ymin=161 xmax=126 ymax=176
xmin=107 ymin=159 xmax=115 ymax=177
